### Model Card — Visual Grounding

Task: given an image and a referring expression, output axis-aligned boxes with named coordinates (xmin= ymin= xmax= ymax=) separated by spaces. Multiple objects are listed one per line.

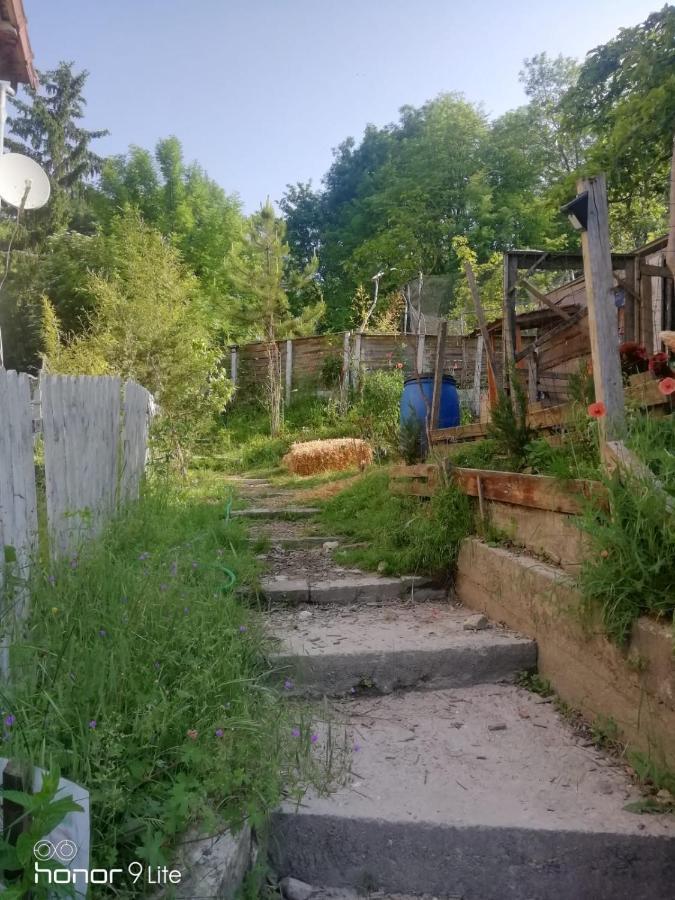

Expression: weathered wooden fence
xmin=0 ymin=372 xmax=154 ymax=661
xmin=229 ymin=331 xmax=504 ymax=409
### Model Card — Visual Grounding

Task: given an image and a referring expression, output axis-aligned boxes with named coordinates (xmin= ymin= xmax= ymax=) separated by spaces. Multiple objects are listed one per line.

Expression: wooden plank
xmin=430 ymin=320 xmax=448 ymax=429
xmin=120 ymin=381 xmax=153 ymax=503
xmin=285 ymin=339 xmax=293 ymax=406
xmin=520 ymin=278 xmax=573 ymax=320
xmin=514 ymin=308 xmax=587 ymax=363
xmin=640 ymin=263 xmax=671 ymax=279
xmin=472 ymin=334 xmax=483 ymax=415
xmin=431 ymin=421 xmax=488 ymax=444
xmin=578 ymin=174 xmax=625 ymax=445
xmin=451 ymin=467 xmax=605 ymax=514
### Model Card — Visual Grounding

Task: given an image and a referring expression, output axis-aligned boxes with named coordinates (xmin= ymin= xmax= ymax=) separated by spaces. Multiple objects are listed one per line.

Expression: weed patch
xmin=319 ymin=469 xmax=473 ymax=576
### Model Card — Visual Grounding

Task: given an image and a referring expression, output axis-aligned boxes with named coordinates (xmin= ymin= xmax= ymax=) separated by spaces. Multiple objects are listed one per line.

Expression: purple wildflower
xmin=191 ymin=561 xmax=198 ymax=570
xmin=284 ymin=679 xmax=294 ymax=691
xmin=69 ymin=556 xmax=78 ymax=570
xmin=4 ymin=714 xmax=15 ymax=728
xmin=98 ymin=628 xmax=107 ymax=638
xmin=88 ymin=720 xmax=97 ymax=730
xmin=138 ymin=552 xmax=150 ymax=561
xmin=215 ymin=728 xmax=224 ymax=738
xmin=239 ymin=625 xmax=247 ymax=633
xmin=183 ymin=607 xmax=190 ymax=615
xmin=159 ymin=583 xmax=168 ymax=592
xmin=310 ymin=734 xmax=319 ymax=744
xmin=154 ymin=661 xmax=161 ymax=670
xmin=353 ymin=743 xmax=361 ymax=753
xmin=169 ymin=561 xmax=178 ymax=577
xmin=48 ymin=575 xmax=56 ymax=586
xmin=291 ymin=727 xmax=300 ymax=738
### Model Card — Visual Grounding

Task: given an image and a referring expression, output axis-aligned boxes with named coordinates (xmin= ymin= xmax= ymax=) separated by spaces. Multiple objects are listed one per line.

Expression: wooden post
xmin=640 ymin=270 xmax=654 ymax=352
xmin=502 ymin=254 xmax=519 ymax=381
xmin=622 ymin=258 xmax=637 ymax=342
xmin=665 ymin=134 xmax=675 ymax=280
xmin=520 ymin=278 xmax=573 ymax=321
xmin=285 ymin=339 xmax=293 ymax=407
xmin=230 ymin=347 xmax=238 ymax=387
xmin=527 ymin=354 xmax=538 ymax=403
xmin=430 ymin=320 xmax=448 ymax=429
xmin=464 ymin=261 xmax=500 ymax=397
xmin=577 ymin=174 xmax=625 ymax=444
xmin=472 ymin=334 xmax=483 ymax=416
xmin=352 ymin=333 xmax=362 ymax=389
xmin=416 ymin=332 xmax=426 ymax=374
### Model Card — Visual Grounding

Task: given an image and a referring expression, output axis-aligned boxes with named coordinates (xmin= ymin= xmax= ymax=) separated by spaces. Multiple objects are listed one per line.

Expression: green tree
xmin=230 ymin=200 xmax=324 ymax=433
xmin=6 ymin=61 xmax=107 ymax=237
xmin=98 ymin=137 xmax=247 ymax=338
xmin=45 ymin=209 xmax=230 ymax=462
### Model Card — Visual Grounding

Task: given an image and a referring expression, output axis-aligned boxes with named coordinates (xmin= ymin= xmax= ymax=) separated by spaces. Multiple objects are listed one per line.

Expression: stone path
xmin=228 ymin=475 xmax=675 ymax=900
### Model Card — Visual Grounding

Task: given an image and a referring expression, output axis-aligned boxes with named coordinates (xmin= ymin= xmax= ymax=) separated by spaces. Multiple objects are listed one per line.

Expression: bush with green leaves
xmin=350 ymin=370 xmax=404 ymax=460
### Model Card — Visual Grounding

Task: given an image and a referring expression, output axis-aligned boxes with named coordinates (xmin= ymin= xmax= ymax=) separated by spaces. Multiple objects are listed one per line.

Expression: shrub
xmin=350 ymin=370 xmax=403 ymax=460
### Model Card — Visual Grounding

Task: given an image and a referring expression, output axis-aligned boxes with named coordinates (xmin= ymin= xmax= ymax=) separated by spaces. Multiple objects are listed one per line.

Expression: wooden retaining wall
xmin=456 ymin=538 xmax=675 ymax=768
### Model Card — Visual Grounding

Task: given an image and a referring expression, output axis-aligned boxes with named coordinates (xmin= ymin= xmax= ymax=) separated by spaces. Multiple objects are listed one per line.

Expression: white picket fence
xmin=0 ymin=371 xmax=154 ymax=648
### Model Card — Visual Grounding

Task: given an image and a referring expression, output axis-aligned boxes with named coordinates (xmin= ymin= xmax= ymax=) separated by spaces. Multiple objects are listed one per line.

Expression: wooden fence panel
xmin=41 ymin=375 xmax=122 ymax=559
xmin=120 ymin=381 xmax=153 ymax=503
xmin=0 ymin=369 xmax=38 ymax=626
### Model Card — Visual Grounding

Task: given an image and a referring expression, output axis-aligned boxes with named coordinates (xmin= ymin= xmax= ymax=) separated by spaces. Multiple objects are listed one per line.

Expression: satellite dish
xmin=0 ymin=152 xmax=50 ymax=210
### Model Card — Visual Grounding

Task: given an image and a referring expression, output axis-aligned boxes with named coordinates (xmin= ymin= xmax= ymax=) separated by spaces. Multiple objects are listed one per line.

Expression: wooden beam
xmin=578 ymin=173 xmax=625 ymax=445
xmin=430 ymin=320 xmax=448 ymax=430
xmin=472 ymin=334 xmax=483 ymax=415
xmin=514 ymin=308 xmax=587 ymax=363
xmin=451 ymin=467 xmax=606 ymax=514
xmin=666 ymin=134 xmax=675 ymax=280
xmin=640 ymin=263 xmax=672 ymax=279
xmin=464 ymin=260 xmax=500 ymax=394
xmin=503 ymin=253 xmax=519 ymax=380
xmin=520 ymin=278 xmax=573 ymax=321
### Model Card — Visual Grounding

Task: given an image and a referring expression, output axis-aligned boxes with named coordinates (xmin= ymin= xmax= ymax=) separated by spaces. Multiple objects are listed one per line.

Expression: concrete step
xmin=260 ymin=575 xmax=443 ymax=606
xmin=249 ymin=536 xmax=344 ymax=550
xmin=269 ymin=602 xmax=536 ymax=696
xmin=231 ymin=506 xmax=320 ymax=520
xmin=270 ymin=686 xmax=675 ymax=900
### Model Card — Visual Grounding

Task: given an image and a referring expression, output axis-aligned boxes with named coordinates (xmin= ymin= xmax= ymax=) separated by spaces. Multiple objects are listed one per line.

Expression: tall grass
xmin=320 ymin=470 xmax=473 ymax=576
xmin=577 ymin=413 xmax=675 ymax=643
xmin=0 ymin=475 xmax=324 ymax=878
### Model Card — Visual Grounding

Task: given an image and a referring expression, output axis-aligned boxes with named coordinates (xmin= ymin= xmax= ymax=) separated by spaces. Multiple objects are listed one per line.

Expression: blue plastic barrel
xmin=400 ymin=374 xmax=460 ymax=450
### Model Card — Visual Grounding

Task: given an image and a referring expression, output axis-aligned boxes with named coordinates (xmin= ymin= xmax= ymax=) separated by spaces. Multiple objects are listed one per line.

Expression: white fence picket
xmin=120 ymin=381 xmax=153 ymax=502
xmin=41 ymin=374 xmax=122 ymax=559
xmin=0 ymin=370 xmax=38 ymax=673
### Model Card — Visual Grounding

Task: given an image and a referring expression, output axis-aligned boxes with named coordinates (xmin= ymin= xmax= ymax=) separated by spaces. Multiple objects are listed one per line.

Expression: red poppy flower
xmin=658 ymin=377 xmax=675 ymax=397
xmin=587 ymin=401 xmax=606 ymax=419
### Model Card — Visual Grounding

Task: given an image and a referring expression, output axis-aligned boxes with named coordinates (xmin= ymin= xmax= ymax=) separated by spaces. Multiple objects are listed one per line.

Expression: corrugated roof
xmin=0 ymin=0 xmax=37 ymax=89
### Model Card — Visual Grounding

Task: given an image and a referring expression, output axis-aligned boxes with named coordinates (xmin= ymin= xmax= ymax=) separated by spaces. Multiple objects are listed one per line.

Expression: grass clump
xmin=1 ymin=476 xmax=330 ymax=882
xmin=577 ymin=413 xmax=675 ymax=644
xmin=320 ymin=469 xmax=473 ymax=576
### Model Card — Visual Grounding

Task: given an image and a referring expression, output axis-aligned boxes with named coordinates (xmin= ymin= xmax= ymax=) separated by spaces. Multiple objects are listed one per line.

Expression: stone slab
xmin=270 ymin=687 xmax=675 ymax=899
xmin=269 ymin=601 xmax=536 ymax=695
xmin=260 ymin=575 xmax=440 ymax=606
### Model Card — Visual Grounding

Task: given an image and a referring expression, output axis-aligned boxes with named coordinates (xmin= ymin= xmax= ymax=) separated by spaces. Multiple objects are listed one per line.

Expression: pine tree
xmin=7 ymin=61 xmax=108 ymax=237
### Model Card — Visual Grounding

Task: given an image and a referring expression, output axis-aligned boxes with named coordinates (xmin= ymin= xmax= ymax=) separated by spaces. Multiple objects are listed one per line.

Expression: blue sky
xmin=26 ymin=0 xmax=659 ymax=212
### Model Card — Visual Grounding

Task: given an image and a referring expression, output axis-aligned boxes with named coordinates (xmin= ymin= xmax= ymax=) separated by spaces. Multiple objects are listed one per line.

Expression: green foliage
xmin=577 ymin=414 xmax=675 ymax=644
xmin=320 ymin=470 xmax=473 ymax=576
xmin=487 ymin=376 xmax=533 ymax=468
xmin=43 ymin=210 xmax=231 ymax=456
xmin=0 ymin=767 xmax=83 ymax=898
xmin=98 ymin=137 xmax=248 ymax=337
xmin=563 ymin=5 xmax=675 ymax=240
xmin=350 ymin=370 xmax=404 ymax=460
xmin=1 ymin=477 xmax=326 ymax=877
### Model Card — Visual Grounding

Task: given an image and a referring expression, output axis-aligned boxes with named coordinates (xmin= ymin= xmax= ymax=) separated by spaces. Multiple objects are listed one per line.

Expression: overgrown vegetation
xmin=1 ymin=474 xmax=338 ymax=888
xmin=577 ymin=414 xmax=675 ymax=644
xmin=320 ymin=470 xmax=473 ymax=576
